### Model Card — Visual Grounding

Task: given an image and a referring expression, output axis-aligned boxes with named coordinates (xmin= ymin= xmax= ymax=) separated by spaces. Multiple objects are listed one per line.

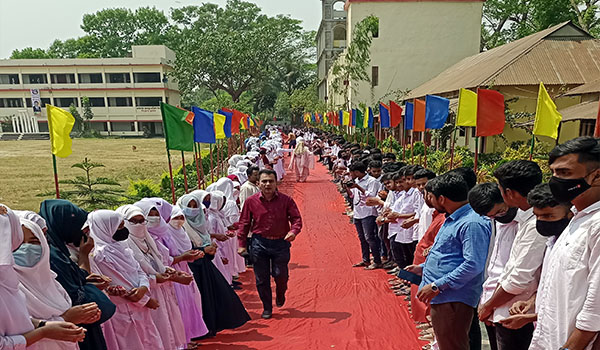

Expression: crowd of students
xmin=0 ymin=127 xmax=299 ymax=350
xmin=308 ymin=132 xmax=600 ymax=350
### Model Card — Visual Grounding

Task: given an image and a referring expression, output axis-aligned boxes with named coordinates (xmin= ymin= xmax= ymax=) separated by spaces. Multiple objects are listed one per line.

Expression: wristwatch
xmin=431 ymin=283 xmax=439 ymax=292
xmin=558 ymin=348 xmax=569 ymax=350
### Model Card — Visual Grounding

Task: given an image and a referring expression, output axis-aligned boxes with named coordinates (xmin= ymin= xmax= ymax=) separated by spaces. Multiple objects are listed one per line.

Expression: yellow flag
xmin=343 ymin=111 xmax=350 ymax=126
xmin=456 ymin=88 xmax=477 ymax=127
xmin=533 ymin=82 xmax=562 ymax=139
xmin=364 ymin=108 xmax=369 ymax=128
xmin=198 ymin=143 xmax=211 ymax=157
xmin=46 ymin=105 xmax=75 ymax=158
xmin=213 ymin=113 xmax=226 ymax=139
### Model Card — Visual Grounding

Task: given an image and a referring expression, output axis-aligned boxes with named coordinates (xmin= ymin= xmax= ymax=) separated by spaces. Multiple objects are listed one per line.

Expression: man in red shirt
xmin=238 ymin=169 xmax=303 ymax=319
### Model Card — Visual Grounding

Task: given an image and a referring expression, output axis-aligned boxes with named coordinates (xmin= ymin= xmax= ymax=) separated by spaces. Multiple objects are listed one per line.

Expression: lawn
xmin=0 ymin=138 xmax=186 ymax=211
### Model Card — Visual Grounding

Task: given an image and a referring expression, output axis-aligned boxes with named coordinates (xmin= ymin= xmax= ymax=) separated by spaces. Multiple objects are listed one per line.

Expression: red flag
xmin=414 ymin=99 xmax=426 ymax=132
xmin=390 ymin=101 xmax=403 ymax=128
xmin=476 ymin=89 xmax=505 ymax=137
xmin=223 ymin=108 xmax=244 ymax=135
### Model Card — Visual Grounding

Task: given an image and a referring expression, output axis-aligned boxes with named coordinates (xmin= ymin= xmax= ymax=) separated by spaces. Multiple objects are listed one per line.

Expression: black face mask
xmin=536 ymin=217 xmax=571 ymax=237
xmin=549 ymin=173 xmax=594 ymax=203
xmin=494 ymin=207 xmax=518 ymax=224
xmin=112 ymin=227 xmax=130 ymax=241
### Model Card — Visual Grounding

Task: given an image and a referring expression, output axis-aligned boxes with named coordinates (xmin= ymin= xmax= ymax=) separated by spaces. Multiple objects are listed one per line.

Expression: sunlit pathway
xmin=201 ymin=159 xmax=425 ymax=350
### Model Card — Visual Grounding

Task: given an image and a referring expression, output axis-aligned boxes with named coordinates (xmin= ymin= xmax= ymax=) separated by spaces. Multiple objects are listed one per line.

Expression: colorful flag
xmin=343 ymin=110 xmax=350 ymax=126
xmin=456 ymin=88 xmax=477 ymax=127
xmin=224 ymin=108 xmax=244 ymax=135
xmin=390 ymin=101 xmax=403 ymax=128
xmin=356 ymin=109 xmax=364 ymax=129
xmin=380 ymin=103 xmax=391 ymax=128
xmin=352 ymin=109 xmax=357 ymax=127
xmin=414 ymin=99 xmax=426 ymax=132
xmin=425 ymin=95 xmax=450 ymax=129
xmin=218 ymin=109 xmax=233 ymax=138
xmin=46 ymin=105 xmax=75 ymax=158
xmin=533 ymin=83 xmax=562 ymax=139
xmin=405 ymin=102 xmax=414 ymax=130
xmin=160 ymin=103 xmax=194 ymax=151
xmin=213 ymin=112 xmax=227 ymax=139
xmin=476 ymin=89 xmax=505 ymax=137
xmin=368 ymin=107 xmax=374 ymax=129
xmin=191 ymin=107 xmax=216 ymax=144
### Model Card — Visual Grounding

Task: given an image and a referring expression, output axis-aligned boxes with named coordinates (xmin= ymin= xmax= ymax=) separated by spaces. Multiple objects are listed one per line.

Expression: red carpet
xmin=201 ymin=160 xmax=425 ymax=350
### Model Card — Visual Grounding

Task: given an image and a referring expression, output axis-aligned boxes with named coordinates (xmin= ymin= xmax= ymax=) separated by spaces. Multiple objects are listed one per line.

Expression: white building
xmin=0 ymin=45 xmax=180 ymax=136
xmin=326 ymin=0 xmax=484 ymax=108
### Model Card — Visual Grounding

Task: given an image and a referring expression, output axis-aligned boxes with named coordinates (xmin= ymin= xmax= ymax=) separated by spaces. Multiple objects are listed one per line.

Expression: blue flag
xmin=425 ymin=95 xmax=450 ymax=129
xmin=380 ymin=103 xmax=391 ymax=128
xmin=192 ymin=107 xmax=216 ymax=144
xmin=352 ymin=109 xmax=357 ymax=126
xmin=218 ymin=109 xmax=233 ymax=138
xmin=311 ymin=113 xmax=316 ymax=123
xmin=338 ymin=110 xmax=343 ymax=126
xmin=405 ymin=102 xmax=414 ymax=130
xmin=368 ymin=107 xmax=374 ymax=129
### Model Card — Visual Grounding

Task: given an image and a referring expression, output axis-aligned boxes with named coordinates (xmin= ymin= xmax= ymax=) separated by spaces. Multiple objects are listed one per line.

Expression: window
xmin=333 ymin=25 xmax=346 ymax=48
xmin=134 ymin=73 xmax=161 ymax=83
xmin=78 ymin=73 xmax=103 ymax=84
xmin=0 ymin=98 xmax=24 ymax=108
xmin=471 ymin=127 xmax=476 ymax=137
xmin=580 ymin=120 xmax=596 ymax=136
xmin=111 ymin=122 xmax=136 ymax=132
xmin=371 ymin=66 xmax=379 ymax=87
xmin=0 ymin=74 xmax=20 ymax=84
xmin=54 ymin=98 xmax=78 ymax=107
xmin=108 ymin=73 xmax=131 ymax=84
xmin=459 ymin=126 xmax=466 ymax=137
xmin=91 ymin=122 xmax=108 ymax=132
xmin=26 ymin=98 xmax=51 ymax=107
xmin=51 ymin=74 xmax=76 ymax=84
xmin=135 ymin=97 xmax=162 ymax=106
xmin=23 ymin=74 xmax=48 ymax=84
xmin=108 ymin=97 xmax=133 ymax=107
xmin=82 ymin=97 xmax=106 ymax=107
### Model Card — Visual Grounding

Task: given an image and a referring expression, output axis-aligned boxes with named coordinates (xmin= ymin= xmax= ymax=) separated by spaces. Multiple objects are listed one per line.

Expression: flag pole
xmin=180 ymin=151 xmax=189 ymax=193
xmin=529 ymin=134 xmax=535 ymax=161
xmin=193 ymin=143 xmax=202 ymax=189
xmin=450 ymin=126 xmax=458 ymax=169
xmin=402 ymin=125 xmax=406 ymax=161
xmin=474 ymin=136 xmax=479 ymax=173
xmin=52 ymin=154 xmax=60 ymax=199
xmin=209 ymin=144 xmax=214 ymax=184
xmin=166 ymin=149 xmax=177 ymax=204
xmin=410 ymin=131 xmax=415 ymax=164
xmin=423 ymin=131 xmax=428 ymax=168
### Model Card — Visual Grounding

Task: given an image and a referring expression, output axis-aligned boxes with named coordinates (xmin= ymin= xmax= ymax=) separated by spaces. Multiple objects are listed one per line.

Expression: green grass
xmin=0 ymin=138 xmax=188 ymax=211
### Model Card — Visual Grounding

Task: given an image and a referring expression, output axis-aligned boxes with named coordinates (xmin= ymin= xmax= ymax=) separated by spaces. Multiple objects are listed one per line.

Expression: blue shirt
xmin=419 ymin=203 xmax=492 ymax=307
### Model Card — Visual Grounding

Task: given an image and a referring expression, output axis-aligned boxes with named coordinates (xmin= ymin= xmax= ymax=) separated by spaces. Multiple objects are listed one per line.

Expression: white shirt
xmin=480 ymin=220 xmax=518 ymax=308
xmin=414 ymin=200 xmax=434 ymax=241
xmin=392 ymin=187 xmax=421 ymax=244
xmin=388 ymin=190 xmax=404 ymax=238
xmin=352 ymin=174 xmax=379 ymax=219
xmin=493 ymin=208 xmax=546 ymax=322
xmin=529 ymin=200 xmax=600 ymax=350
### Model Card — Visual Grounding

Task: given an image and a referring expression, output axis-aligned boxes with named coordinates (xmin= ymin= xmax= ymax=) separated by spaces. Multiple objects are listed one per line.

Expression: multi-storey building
xmin=316 ymin=0 xmax=347 ymax=101
xmin=0 ymin=45 xmax=180 ymax=136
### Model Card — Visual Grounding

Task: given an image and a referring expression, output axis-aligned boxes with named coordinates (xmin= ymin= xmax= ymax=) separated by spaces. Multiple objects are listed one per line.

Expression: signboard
xmin=30 ymin=89 xmax=41 ymax=116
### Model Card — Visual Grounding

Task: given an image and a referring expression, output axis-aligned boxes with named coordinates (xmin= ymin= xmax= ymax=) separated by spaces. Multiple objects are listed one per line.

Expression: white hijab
xmin=117 ymin=205 xmax=166 ymax=276
xmin=208 ymin=177 xmax=235 ymax=201
xmin=0 ymin=204 xmax=35 ymax=337
xmin=89 ymin=210 xmax=141 ymax=289
xmin=15 ymin=218 xmax=72 ymax=319
xmin=14 ymin=210 xmax=47 ymax=232
xmin=168 ymin=206 xmax=193 ymax=254
xmin=207 ymin=191 xmax=228 ymax=235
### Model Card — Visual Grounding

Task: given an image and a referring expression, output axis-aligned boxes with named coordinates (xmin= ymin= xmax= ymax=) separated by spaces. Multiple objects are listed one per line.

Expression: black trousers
xmin=493 ymin=322 xmax=534 ymax=350
xmin=250 ymin=235 xmax=291 ymax=312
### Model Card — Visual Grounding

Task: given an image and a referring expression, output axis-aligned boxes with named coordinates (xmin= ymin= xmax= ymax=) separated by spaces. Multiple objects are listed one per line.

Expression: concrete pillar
xmin=11 ymin=116 xmax=17 ymax=133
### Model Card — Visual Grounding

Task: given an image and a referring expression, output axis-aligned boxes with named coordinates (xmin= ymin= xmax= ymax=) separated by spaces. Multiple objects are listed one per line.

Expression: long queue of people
xmin=307 ymin=131 xmax=600 ymax=350
xmin=0 ymin=127 xmax=296 ymax=350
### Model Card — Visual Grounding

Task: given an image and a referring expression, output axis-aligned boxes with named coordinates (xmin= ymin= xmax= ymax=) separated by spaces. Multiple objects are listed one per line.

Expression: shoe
xmin=353 ymin=261 xmax=369 ymax=267
xmin=232 ymin=284 xmax=242 ymax=290
xmin=261 ymin=310 xmax=272 ymax=319
xmin=364 ymin=263 xmax=383 ymax=270
xmin=419 ymin=334 xmax=434 ymax=341
xmin=276 ymin=295 xmax=286 ymax=307
xmin=232 ymin=280 xmax=242 ymax=286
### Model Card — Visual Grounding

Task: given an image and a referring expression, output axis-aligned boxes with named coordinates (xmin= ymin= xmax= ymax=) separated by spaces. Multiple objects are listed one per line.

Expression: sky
xmin=0 ymin=0 xmax=321 ymax=59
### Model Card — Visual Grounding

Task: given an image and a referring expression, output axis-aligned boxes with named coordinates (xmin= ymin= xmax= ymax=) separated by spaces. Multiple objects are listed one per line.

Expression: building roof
xmin=345 ymin=0 xmax=483 ymax=9
xmin=559 ymin=100 xmax=599 ymax=121
xmin=405 ymin=22 xmax=600 ymax=100
xmin=564 ymin=78 xmax=600 ymax=96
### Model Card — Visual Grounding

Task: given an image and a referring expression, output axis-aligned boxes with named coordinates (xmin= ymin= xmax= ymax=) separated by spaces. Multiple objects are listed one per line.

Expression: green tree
xmin=81 ymin=97 xmax=94 ymax=133
xmin=69 ymin=104 xmax=84 ymax=135
xmin=169 ymin=0 xmax=311 ymax=103
xmin=274 ymin=92 xmax=292 ymax=123
xmin=10 ymin=47 xmax=55 ymax=59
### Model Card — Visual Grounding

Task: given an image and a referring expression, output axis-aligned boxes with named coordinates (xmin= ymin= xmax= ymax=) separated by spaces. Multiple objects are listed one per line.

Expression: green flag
xmin=356 ymin=109 xmax=365 ymax=129
xmin=160 ymin=102 xmax=194 ymax=151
